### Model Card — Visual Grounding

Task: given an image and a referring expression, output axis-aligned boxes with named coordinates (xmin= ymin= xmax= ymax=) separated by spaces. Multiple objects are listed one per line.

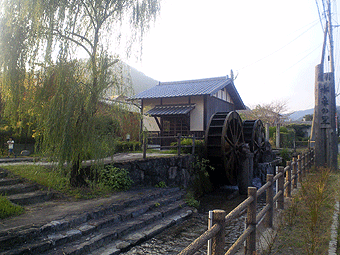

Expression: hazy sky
xmin=124 ymin=0 xmax=340 ymax=112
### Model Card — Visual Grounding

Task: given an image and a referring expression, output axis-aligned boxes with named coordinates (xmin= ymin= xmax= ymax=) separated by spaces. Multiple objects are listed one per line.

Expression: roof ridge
xmin=158 ymin=76 xmax=228 ymax=86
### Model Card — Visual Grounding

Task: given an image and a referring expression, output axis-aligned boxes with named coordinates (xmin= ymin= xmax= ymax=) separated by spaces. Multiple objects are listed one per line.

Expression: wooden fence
xmin=179 ymin=149 xmax=315 ymax=255
xmin=142 ymin=134 xmax=203 ymax=159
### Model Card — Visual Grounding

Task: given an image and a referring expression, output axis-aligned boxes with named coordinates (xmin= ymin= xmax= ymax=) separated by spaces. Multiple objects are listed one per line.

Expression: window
xmin=213 ymin=88 xmax=228 ymax=102
xmin=162 ymin=116 xmax=190 ymax=136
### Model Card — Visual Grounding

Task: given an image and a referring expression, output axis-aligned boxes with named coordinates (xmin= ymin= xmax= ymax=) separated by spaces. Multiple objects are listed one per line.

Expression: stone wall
xmin=108 ymin=155 xmax=194 ymax=188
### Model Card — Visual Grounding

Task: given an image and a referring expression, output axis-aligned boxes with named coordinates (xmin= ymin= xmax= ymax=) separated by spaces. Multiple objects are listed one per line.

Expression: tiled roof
xmin=146 ymin=104 xmax=195 ymax=116
xmin=133 ymin=76 xmax=232 ymax=99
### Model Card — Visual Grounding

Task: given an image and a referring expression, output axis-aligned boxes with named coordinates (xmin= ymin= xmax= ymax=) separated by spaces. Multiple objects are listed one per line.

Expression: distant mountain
xmin=129 ymin=65 xmax=158 ymax=95
xmin=288 ymin=109 xmax=314 ymax=121
xmin=103 ymin=61 xmax=158 ymax=100
xmin=288 ymin=106 xmax=340 ymax=121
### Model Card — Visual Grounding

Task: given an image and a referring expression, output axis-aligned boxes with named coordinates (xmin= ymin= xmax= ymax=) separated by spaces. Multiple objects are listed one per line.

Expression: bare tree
xmin=240 ymin=100 xmax=289 ymax=126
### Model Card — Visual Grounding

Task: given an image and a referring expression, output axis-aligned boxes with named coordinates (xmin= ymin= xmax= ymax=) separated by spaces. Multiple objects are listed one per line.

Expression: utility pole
xmin=311 ymin=0 xmax=338 ymax=170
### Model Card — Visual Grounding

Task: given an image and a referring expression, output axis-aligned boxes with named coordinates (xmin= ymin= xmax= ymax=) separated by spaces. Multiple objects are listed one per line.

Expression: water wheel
xmin=243 ymin=119 xmax=265 ymax=167
xmin=205 ymin=111 xmax=246 ymax=186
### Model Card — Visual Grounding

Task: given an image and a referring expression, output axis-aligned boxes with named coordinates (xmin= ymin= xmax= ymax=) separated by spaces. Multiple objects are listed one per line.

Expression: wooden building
xmin=133 ymin=76 xmax=246 ymax=138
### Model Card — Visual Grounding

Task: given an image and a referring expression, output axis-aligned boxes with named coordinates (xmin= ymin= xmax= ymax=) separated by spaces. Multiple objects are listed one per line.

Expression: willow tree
xmin=0 ymin=0 xmax=160 ymax=186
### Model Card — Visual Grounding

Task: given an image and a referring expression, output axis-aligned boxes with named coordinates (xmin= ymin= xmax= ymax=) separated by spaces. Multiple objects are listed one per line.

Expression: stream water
xmin=123 ymin=188 xmax=265 ymax=254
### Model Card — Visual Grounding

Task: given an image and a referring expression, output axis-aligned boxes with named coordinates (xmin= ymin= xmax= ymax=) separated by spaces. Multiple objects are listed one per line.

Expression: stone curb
xmin=328 ymin=200 xmax=339 ymax=255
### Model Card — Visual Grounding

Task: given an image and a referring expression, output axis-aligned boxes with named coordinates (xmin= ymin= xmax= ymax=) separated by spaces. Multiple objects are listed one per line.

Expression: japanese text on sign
xmin=319 ymin=81 xmax=331 ymax=128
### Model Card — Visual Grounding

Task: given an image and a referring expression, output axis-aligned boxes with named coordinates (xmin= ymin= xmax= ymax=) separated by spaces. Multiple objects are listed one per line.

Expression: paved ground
xmin=0 ymin=152 xmax=174 ymax=166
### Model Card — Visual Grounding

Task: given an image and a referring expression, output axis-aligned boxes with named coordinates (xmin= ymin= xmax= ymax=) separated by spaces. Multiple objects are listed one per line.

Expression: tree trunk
xmin=70 ymin=157 xmax=87 ymax=187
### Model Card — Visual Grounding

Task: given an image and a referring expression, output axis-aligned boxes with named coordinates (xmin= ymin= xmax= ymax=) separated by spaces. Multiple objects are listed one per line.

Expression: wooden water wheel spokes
xmin=222 ymin=111 xmax=245 ymax=184
xmin=243 ymin=119 xmax=265 ymax=166
xmin=205 ymin=111 xmax=246 ymax=186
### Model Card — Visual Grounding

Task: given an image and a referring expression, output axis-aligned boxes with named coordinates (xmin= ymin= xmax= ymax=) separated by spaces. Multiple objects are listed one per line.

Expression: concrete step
xmin=0 ymin=187 xmax=192 ymax=255
xmin=41 ymin=203 xmax=191 ymax=255
xmin=88 ymin=208 xmax=193 ymax=255
xmin=7 ymin=190 xmax=54 ymax=206
xmin=0 ymin=170 xmax=8 ymax=179
xmin=0 ymin=168 xmax=55 ymax=207
xmin=0 ymin=178 xmax=22 ymax=187
xmin=0 ymin=183 xmax=38 ymax=196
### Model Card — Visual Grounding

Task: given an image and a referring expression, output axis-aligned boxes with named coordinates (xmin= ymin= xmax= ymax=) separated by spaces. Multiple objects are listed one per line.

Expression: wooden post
xmin=307 ymin=152 xmax=309 ymax=171
xmin=278 ymin=166 xmax=284 ymax=210
xmin=302 ymin=154 xmax=306 ymax=177
xmin=177 ymin=133 xmax=181 ymax=156
xmin=276 ymin=123 xmax=280 ymax=148
xmin=192 ymin=134 xmax=196 ymax=155
xmin=285 ymin=161 xmax=291 ymax=197
xmin=305 ymin=152 xmax=308 ymax=173
xmin=306 ymin=151 xmax=309 ymax=171
xmin=310 ymin=149 xmax=314 ymax=170
xmin=298 ymin=155 xmax=302 ymax=183
xmin=292 ymin=157 xmax=297 ymax=189
xmin=275 ymin=166 xmax=278 ymax=208
xmin=246 ymin=187 xmax=257 ymax=255
xmin=143 ymin=134 xmax=147 ymax=159
xmin=211 ymin=210 xmax=226 ymax=255
xmin=265 ymin=174 xmax=274 ymax=228
xmin=265 ymin=123 xmax=270 ymax=141
xmin=207 ymin=210 xmax=213 ymax=255
xmin=312 ymin=63 xmax=338 ymax=170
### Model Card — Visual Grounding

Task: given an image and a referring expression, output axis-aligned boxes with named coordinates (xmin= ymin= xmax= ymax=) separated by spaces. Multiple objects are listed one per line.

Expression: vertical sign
xmin=318 ymin=81 xmax=332 ymax=128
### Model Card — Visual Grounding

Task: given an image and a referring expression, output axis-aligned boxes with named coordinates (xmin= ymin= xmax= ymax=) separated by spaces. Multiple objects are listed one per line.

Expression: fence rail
xmin=142 ymin=134 xmax=204 ymax=159
xmin=179 ymin=149 xmax=315 ymax=255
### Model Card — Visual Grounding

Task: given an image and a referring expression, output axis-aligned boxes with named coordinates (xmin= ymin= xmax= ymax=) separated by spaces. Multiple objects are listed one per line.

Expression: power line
xmin=316 ymin=0 xmax=325 ymax=30
xmin=282 ymin=44 xmax=323 ymax=73
xmin=239 ymin=21 xmax=319 ymax=71
xmin=321 ymin=0 xmax=328 ymax=18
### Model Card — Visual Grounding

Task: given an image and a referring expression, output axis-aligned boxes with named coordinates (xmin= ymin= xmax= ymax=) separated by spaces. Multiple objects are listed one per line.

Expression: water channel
xmin=123 ymin=188 xmax=265 ymax=254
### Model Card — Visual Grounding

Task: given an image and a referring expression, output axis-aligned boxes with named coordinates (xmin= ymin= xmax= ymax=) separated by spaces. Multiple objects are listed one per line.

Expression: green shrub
xmin=170 ymin=138 xmax=204 ymax=156
xmin=184 ymin=192 xmax=200 ymax=208
xmin=98 ymin=165 xmax=133 ymax=191
xmin=155 ymin=181 xmax=167 ymax=188
xmin=280 ymin=126 xmax=288 ymax=133
xmin=114 ymin=141 xmax=141 ymax=153
xmin=0 ymin=195 xmax=24 ymax=219
xmin=280 ymin=148 xmax=292 ymax=166
xmin=280 ymin=129 xmax=295 ymax=148
xmin=190 ymin=158 xmax=214 ymax=197
xmin=269 ymin=126 xmax=276 ymax=139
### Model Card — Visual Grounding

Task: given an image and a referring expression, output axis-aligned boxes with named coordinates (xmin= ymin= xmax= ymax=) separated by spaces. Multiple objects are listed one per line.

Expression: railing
xmin=142 ymin=133 xmax=204 ymax=159
xmin=179 ymin=149 xmax=315 ymax=255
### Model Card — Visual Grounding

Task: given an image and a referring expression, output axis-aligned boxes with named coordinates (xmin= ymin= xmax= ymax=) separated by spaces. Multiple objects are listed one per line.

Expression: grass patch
xmin=0 ymin=195 xmax=24 ymax=219
xmin=270 ymin=168 xmax=339 ymax=255
xmin=184 ymin=192 xmax=200 ymax=209
xmin=146 ymin=149 xmax=176 ymax=154
xmin=1 ymin=165 xmax=129 ymax=199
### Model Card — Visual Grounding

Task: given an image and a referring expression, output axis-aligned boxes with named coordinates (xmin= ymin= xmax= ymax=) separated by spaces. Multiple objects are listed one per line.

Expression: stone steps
xmin=0 ymin=168 xmax=54 ymax=206
xmin=0 ymin=178 xmax=22 ymax=186
xmin=0 ymin=187 xmax=193 ymax=255
xmin=7 ymin=190 xmax=54 ymax=206
xmin=0 ymin=183 xmax=39 ymax=196
xmin=0 ymin=170 xmax=9 ymax=179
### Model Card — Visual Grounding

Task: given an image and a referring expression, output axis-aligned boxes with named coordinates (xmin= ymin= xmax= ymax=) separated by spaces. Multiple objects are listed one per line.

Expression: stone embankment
xmin=0 ymin=167 xmax=192 ymax=255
